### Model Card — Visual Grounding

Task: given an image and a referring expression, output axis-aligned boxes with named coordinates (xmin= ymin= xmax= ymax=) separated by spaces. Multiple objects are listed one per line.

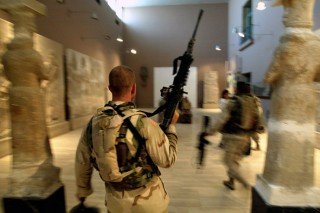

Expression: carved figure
xmin=262 ymin=0 xmax=320 ymax=190
xmin=1 ymin=6 xmax=61 ymax=197
xmin=0 ymin=65 xmax=11 ymax=138
xmin=41 ymin=52 xmax=59 ymax=124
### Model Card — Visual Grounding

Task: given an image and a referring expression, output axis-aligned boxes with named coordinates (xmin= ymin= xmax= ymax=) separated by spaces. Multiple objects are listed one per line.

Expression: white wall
xmin=153 ymin=67 xmax=198 ymax=108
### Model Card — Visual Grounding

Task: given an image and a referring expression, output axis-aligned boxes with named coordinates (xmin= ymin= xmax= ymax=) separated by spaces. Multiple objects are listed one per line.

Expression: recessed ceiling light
xmin=256 ymin=1 xmax=267 ymax=10
xmin=238 ymin=32 xmax=245 ymax=38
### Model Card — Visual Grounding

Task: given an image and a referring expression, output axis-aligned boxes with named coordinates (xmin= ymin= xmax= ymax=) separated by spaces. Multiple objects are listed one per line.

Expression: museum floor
xmin=0 ymin=109 xmax=319 ymax=213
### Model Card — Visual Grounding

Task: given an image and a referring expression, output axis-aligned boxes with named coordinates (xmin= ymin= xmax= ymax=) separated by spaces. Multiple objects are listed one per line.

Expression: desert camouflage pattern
xmin=75 ymin=101 xmax=178 ymax=212
xmin=210 ymin=94 xmax=264 ymax=186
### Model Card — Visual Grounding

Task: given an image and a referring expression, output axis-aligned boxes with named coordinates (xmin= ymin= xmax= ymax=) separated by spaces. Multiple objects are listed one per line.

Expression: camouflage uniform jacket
xmin=75 ymin=101 xmax=178 ymax=212
xmin=210 ymin=93 xmax=265 ymax=135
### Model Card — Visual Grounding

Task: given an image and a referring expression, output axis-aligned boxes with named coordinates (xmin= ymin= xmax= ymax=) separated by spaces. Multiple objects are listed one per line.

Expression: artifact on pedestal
xmin=252 ymin=0 xmax=320 ymax=212
xmin=202 ymin=70 xmax=219 ymax=109
xmin=0 ymin=1 xmax=65 ymax=212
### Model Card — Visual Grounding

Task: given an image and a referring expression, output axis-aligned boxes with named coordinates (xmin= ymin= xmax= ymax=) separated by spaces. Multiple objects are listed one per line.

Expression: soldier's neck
xmin=112 ymin=94 xmax=133 ymax=103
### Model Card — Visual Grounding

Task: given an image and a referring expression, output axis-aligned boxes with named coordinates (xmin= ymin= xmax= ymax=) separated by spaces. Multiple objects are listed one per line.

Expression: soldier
xmin=209 ymin=81 xmax=265 ymax=190
xmin=75 ymin=65 xmax=179 ymax=212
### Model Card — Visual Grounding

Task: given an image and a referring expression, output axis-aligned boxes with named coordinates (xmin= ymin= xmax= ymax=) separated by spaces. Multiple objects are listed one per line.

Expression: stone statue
xmin=0 ymin=64 xmax=11 ymax=139
xmin=41 ymin=52 xmax=59 ymax=124
xmin=254 ymin=0 xmax=320 ymax=208
xmin=1 ymin=4 xmax=62 ymax=198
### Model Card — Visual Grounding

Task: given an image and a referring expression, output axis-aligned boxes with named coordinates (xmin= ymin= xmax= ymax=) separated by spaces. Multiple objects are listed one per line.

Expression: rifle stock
xmin=160 ymin=9 xmax=203 ymax=130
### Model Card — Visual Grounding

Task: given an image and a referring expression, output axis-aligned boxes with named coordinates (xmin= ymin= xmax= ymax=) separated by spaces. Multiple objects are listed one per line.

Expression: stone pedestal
xmin=252 ymin=186 xmax=320 ymax=213
xmin=3 ymin=184 xmax=66 ymax=213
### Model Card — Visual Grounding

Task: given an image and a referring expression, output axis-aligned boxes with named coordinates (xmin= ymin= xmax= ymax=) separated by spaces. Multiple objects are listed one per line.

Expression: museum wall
xmin=36 ymin=0 xmax=123 ymax=76
xmin=122 ymin=4 xmax=228 ymax=108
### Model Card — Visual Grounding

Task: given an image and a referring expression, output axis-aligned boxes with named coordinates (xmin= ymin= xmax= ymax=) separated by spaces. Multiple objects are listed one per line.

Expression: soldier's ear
xmin=108 ymin=85 xmax=113 ymax=93
xmin=131 ymin=83 xmax=136 ymax=96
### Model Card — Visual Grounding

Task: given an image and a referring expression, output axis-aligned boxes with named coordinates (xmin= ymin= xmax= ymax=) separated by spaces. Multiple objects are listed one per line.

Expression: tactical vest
xmin=222 ymin=94 xmax=260 ymax=134
xmin=86 ymin=102 xmax=160 ymax=190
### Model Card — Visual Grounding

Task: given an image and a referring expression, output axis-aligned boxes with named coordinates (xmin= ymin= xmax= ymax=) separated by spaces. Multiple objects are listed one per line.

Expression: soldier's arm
xmin=140 ymin=118 xmax=178 ymax=168
xmin=75 ymin=124 xmax=94 ymax=199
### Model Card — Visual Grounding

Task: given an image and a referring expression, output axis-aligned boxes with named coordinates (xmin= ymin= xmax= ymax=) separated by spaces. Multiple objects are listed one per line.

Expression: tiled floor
xmin=1 ymin=109 xmax=319 ymax=213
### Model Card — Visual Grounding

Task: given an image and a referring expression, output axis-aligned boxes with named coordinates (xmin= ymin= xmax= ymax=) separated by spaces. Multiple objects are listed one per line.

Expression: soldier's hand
xmin=170 ymin=110 xmax=180 ymax=125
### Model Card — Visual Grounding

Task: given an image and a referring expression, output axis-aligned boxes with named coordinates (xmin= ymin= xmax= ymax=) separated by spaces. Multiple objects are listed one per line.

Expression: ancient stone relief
xmin=66 ymin=49 xmax=106 ymax=119
xmin=0 ymin=19 xmax=13 ymax=140
xmin=33 ymin=34 xmax=65 ymax=125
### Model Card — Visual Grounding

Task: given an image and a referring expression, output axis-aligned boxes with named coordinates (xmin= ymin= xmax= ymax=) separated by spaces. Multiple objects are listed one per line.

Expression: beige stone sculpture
xmin=41 ymin=52 xmax=59 ymax=124
xmin=0 ymin=1 xmax=62 ymax=197
xmin=0 ymin=65 xmax=11 ymax=139
xmin=255 ymin=0 xmax=320 ymax=206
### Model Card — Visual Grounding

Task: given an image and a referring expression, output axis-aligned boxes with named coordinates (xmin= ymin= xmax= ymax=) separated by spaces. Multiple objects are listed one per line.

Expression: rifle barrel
xmin=191 ymin=9 xmax=204 ymax=39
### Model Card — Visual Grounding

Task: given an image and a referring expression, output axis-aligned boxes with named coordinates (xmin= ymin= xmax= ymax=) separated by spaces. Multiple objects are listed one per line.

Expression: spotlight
xmin=116 ymin=37 xmax=123 ymax=42
xmin=215 ymin=45 xmax=222 ymax=51
xmin=130 ymin=49 xmax=137 ymax=54
xmin=256 ymin=1 xmax=267 ymax=10
xmin=238 ymin=32 xmax=245 ymax=38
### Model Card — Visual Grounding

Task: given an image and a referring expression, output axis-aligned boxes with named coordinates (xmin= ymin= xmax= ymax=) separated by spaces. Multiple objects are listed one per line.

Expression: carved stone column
xmin=0 ymin=1 xmax=65 ymax=212
xmin=252 ymin=0 xmax=320 ymax=212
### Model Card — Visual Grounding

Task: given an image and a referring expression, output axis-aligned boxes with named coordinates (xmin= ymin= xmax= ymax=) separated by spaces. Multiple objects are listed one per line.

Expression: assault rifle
xmin=160 ymin=9 xmax=204 ymax=130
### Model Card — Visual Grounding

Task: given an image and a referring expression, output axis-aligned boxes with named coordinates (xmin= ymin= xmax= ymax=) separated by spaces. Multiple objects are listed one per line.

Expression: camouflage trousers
xmin=222 ymin=134 xmax=250 ymax=186
xmin=106 ymin=176 xmax=169 ymax=213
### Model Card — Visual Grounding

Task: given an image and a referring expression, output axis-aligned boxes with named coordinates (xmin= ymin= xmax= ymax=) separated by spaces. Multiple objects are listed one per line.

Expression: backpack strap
xmin=110 ymin=103 xmax=161 ymax=176
xmin=85 ymin=117 xmax=100 ymax=170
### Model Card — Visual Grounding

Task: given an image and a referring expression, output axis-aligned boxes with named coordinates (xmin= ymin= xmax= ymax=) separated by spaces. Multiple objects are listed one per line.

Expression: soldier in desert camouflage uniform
xmin=75 ymin=65 xmax=179 ymax=213
xmin=210 ymin=82 xmax=265 ymax=190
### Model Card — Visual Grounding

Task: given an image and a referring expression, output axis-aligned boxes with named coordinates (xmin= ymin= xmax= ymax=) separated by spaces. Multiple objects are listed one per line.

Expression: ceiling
xmin=122 ymin=0 xmax=229 ymax=8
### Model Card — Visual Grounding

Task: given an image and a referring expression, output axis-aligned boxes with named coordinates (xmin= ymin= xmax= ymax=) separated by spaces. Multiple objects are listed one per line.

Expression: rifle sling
xmin=138 ymin=102 xmax=167 ymax=117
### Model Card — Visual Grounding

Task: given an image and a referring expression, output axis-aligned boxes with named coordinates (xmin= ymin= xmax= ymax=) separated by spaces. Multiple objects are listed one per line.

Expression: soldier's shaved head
xmin=109 ymin=65 xmax=136 ymax=98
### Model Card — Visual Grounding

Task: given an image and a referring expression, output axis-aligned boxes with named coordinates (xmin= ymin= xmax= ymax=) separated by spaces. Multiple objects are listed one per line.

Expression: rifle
xmin=160 ymin=9 xmax=204 ymax=130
